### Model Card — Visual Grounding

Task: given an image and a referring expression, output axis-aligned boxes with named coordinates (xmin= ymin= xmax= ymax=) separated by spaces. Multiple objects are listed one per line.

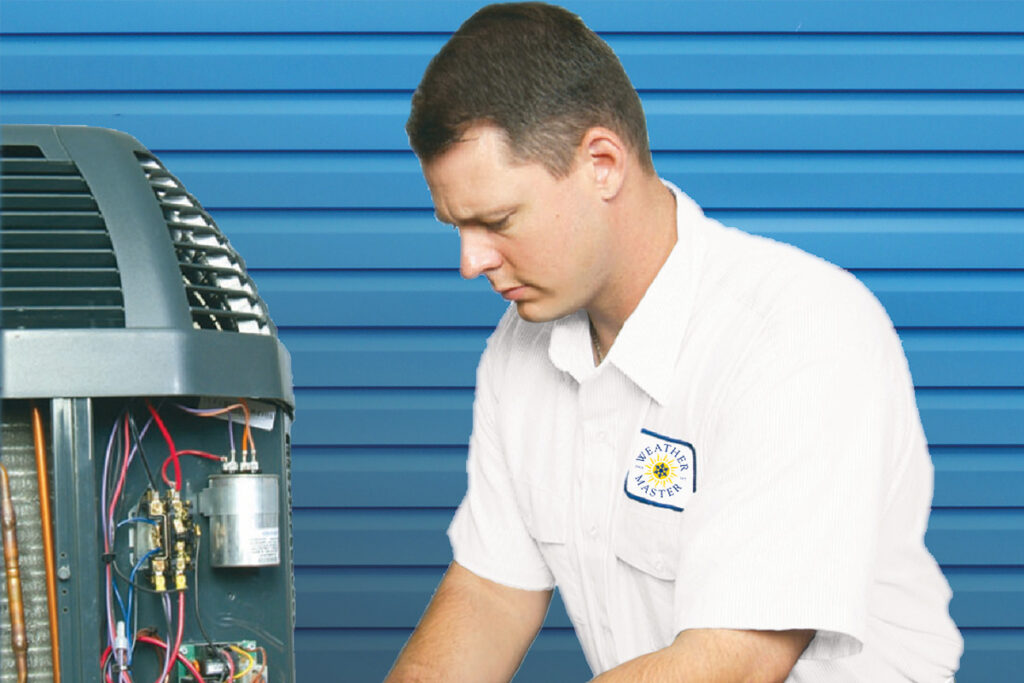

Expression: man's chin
xmin=514 ymin=300 xmax=571 ymax=323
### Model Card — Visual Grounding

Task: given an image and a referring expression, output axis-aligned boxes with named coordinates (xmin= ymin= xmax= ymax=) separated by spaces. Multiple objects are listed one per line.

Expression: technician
xmin=386 ymin=3 xmax=963 ymax=681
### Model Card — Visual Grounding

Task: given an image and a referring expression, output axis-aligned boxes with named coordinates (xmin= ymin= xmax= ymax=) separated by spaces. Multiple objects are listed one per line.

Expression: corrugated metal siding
xmin=2 ymin=1 xmax=1022 ymax=680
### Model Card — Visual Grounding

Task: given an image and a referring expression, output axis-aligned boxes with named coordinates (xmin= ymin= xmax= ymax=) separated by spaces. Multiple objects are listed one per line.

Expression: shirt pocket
xmin=612 ymin=503 xmax=684 ymax=581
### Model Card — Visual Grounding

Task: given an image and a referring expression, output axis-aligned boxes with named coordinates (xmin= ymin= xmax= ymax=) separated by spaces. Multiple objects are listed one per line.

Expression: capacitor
xmin=198 ymin=474 xmax=280 ymax=567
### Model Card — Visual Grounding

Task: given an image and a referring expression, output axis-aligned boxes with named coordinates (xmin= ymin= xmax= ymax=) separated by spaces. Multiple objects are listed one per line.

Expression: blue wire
xmin=117 ymin=517 xmax=157 ymax=528
xmin=126 ymin=547 xmax=161 ymax=665
xmin=111 ymin=579 xmax=128 ymax=623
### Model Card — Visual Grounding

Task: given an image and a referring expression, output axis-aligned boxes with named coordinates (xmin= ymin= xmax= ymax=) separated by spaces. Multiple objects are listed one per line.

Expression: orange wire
xmin=187 ymin=403 xmax=252 ymax=455
xmin=240 ymin=399 xmax=254 ymax=457
xmin=31 ymin=405 xmax=61 ymax=683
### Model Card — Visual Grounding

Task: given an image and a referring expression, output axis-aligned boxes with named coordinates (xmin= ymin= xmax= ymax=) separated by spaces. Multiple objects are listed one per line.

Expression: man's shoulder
xmin=699 ymin=220 xmax=892 ymax=336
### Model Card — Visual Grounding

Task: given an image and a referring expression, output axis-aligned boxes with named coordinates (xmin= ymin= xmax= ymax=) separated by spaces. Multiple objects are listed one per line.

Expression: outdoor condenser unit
xmin=0 ymin=125 xmax=296 ymax=682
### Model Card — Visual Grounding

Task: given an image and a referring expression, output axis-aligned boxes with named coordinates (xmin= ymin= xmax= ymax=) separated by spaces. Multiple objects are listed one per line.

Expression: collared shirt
xmin=448 ymin=182 xmax=963 ymax=681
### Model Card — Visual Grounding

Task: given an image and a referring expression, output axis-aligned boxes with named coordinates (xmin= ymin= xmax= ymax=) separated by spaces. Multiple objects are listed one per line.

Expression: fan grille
xmin=0 ymin=144 xmax=125 ymax=329
xmin=135 ymin=152 xmax=271 ymax=335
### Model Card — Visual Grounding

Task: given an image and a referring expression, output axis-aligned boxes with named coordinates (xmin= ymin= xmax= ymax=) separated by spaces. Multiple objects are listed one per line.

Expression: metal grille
xmin=134 ymin=152 xmax=271 ymax=335
xmin=0 ymin=145 xmax=125 ymax=329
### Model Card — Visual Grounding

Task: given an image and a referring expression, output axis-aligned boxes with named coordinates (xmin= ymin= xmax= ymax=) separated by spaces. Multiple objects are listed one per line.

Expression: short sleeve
xmin=447 ymin=315 xmax=556 ymax=591
xmin=672 ymin=295 xmax=904 ymax=660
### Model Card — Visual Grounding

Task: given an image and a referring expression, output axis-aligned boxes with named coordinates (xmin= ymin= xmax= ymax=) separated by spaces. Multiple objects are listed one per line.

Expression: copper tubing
xmin=0 ymin=463 xmax=28 ymax=683
xmin=32 ymin=405 xmax=61 ymax=683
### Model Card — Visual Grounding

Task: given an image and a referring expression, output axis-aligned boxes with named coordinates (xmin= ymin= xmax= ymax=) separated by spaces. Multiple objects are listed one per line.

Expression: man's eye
xmin=485 ymin=217 xmax=510 ymax=231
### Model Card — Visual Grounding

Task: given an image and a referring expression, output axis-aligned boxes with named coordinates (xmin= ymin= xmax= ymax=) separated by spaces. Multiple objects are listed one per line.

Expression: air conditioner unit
xmin=0 ymin=125 xmax=295 ymax=682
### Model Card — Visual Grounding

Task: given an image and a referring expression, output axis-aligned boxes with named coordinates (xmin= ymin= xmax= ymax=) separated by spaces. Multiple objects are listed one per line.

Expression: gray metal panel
xmin=52 ymin=126 xmax=193 ymax=330
xmin=51 ymin=398 xmax=100 ymax=683
xmin=1 ymin=329 xmax=294 ymax=409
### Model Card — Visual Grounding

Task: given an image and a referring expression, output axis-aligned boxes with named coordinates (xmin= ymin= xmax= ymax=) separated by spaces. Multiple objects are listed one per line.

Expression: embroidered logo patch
xmin=624 ymin=428 xmax=696 ymax=511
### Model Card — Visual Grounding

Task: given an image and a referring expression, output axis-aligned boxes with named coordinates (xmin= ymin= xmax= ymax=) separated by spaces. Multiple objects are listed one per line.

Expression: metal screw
xmin=57 ymin=565 xmax=71 ymax=581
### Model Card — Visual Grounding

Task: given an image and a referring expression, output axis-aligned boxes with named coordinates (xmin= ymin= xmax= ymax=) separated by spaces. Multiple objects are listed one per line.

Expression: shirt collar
xmin=548 ymin=180 xmax=705 ymax=403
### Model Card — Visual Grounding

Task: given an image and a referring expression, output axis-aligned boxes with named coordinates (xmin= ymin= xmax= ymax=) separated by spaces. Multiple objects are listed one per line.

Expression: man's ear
xmin=580 ymin=127 xmax=627 ymax=200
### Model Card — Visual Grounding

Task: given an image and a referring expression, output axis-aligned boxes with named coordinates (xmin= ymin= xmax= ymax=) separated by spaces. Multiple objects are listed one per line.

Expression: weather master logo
xmin=624 ymin=429 xmax=696 ymax=511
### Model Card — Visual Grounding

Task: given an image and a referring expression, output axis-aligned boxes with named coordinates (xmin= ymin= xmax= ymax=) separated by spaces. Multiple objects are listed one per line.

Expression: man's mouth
xmin=498 ymin=285 xmax=527 ymax=301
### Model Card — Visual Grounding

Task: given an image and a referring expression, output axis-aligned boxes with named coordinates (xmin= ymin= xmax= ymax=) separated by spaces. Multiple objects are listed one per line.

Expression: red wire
xmin=107 ymin=415 xmax=133 ymax=542
xmin=146 ymin=401 xmax=181 ymax=491
xmin=160 ymin=450 xmax=223 ymax=487
xmin=99 ymin=645 xmax=113 ymax=683
xmin=172 ymin=591 xmax=187 ymax=678
xmin=134 ymin=634 xmax=206 ymax=682
xmin=223 ymin=647 xmax=235 ymax=679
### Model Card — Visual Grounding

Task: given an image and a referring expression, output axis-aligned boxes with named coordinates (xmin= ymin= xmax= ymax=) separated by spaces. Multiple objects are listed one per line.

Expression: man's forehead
xmin=423 ymin=127 xmax=528 ymax=223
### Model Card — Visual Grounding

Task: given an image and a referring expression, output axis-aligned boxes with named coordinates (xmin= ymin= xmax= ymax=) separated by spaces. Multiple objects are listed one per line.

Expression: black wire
xmin=192 ymin=533 xmax=216 ymax=648
xmin=217 ymin=647 xmax=234 ymax=683
xmin=110 ymin=558 xmax=185 ymax=596
xmin=127 ymin=409 xmax=159 ymax=489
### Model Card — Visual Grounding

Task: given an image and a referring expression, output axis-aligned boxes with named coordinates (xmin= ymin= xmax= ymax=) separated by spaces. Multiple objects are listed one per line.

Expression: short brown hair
xmin=406 ymin=2 xmax=653 ymax=177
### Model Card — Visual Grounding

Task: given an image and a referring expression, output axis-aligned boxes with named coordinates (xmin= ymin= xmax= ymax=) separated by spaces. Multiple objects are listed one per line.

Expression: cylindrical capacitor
xmin=199 ymin=474 xmax=280 ymax=567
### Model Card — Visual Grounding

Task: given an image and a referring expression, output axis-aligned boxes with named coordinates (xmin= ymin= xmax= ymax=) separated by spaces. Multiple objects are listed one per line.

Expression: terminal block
xmin=136 ymin=489 xmax=199 ymax=592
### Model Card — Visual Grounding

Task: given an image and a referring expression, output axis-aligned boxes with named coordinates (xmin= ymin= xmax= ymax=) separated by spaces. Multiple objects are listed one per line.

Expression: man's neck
xmin=587 ymin=175 xmax=677 ymax=359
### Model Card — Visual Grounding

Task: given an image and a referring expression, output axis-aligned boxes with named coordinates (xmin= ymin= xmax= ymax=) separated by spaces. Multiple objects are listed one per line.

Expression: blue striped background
xmin=2 ymin=1 xmax=1022 ymax=680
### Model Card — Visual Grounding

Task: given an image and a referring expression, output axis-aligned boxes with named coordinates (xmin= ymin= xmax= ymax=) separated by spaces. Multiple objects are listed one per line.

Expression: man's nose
xmin=459 ymin=228 xmax=502 ymax=280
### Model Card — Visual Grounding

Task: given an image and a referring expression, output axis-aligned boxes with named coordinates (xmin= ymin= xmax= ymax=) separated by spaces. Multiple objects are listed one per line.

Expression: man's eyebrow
xmin=434 ymin=206 xmax=516 ymax=227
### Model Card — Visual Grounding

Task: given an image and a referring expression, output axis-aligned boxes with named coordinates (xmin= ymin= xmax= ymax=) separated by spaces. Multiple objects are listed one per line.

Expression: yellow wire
xmin=230 ymin=645 xmax=256 ymax=680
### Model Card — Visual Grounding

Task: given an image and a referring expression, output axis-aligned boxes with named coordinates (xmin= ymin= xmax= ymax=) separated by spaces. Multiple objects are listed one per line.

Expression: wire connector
xmin=114 ymin=620 xmax=129 ymax=655
xmin=223 ymin=448 xmax=239 ymax=473
xmin=239 ymin=448 xmax=259 ymax=472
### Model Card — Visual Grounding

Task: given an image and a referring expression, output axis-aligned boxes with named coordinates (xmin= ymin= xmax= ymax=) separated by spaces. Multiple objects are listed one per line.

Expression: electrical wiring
xmin=106 ymin=415 xmax=136 ymax=650
xmin=250 ymin=646 xmax=268 ymax=676
xmin=107 ymin=421 xmax=133 ymax=539
xmin=104 ymin=407 xmax=165 ymax=679
xmin=229 ymin=645 xmax=255 ymax=680
xmin=117 ymin=517 xmax=157 ymax=529
xmin=127 ymin=635 xmax=207 ymax=683
xmin=220 ymin=647 xmax=236 ymax=682
xmin=227 ymin=410 xmax=236 ymax=458
xmin=165 ymin=591 xmax=188 ymax=683
xmin=146 ymin=401 xmax=182 ymax=491
xmin=158 ymin=593 xmax=174 ymax=683
xmin=160 ymin=450 xmax=225 ymax=487
xmin=98 ymin=399 xmax=275 ymax=683
xmin=240 ymin=398 xmax=255 ymax=466
xmin=191 ymin=533 xmax=217 ymax=647
xmin=110 ymin=559 xmax=173 ymax=595
xmin=127 ymin=410 xmax=159 ymax=490
xmin=101 ymin=415 xmax=122 ymax=663
xmin=125 ymin=547 xmax=161 ymax=661
xmin=174 ymin=401 xmax=253 ymax=457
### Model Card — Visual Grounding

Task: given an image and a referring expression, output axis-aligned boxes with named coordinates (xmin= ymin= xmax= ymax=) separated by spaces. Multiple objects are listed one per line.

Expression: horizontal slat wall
xmin=3 ymin=1 xmax=1022 ymax=680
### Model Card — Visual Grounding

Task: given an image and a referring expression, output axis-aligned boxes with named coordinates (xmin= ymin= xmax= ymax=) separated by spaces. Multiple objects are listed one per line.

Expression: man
xmin=387 ymin=3 xmax=963 ymax=681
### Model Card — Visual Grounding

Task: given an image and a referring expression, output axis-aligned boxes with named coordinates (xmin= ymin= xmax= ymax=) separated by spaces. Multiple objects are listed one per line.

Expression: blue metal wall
xmin=2 ymin=1 xmax=1022 ymax=680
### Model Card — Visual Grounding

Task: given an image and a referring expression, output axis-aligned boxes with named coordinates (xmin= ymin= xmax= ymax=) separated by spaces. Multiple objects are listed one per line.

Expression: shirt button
xmin=597 ymin=431 xmax=608 ymax=442
xmin=588 ymin=525 xmax=599 ymax=538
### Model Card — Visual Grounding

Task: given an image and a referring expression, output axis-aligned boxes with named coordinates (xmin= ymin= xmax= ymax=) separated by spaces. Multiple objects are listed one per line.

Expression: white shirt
xmin=448 ymin=182 xmax=963 ymax=681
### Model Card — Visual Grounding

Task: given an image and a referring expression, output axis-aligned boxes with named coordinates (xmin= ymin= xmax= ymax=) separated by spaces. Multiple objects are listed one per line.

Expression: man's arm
xmin=591 ymin=628 xmax=814 ymax=683
xmin=385 ymin=560 xmax=553 ymax=683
